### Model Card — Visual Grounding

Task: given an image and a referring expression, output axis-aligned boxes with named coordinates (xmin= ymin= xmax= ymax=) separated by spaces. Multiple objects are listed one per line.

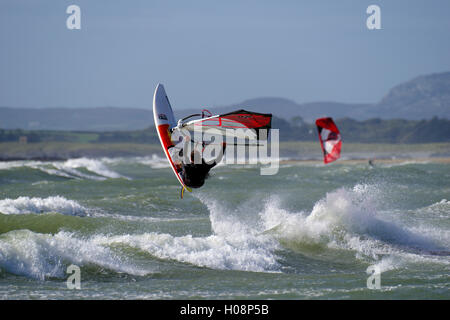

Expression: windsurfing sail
xmin=180 ymin=109 xmax=272 ymax=140
xmin=315 ymin=117 xmax=342 ymax=164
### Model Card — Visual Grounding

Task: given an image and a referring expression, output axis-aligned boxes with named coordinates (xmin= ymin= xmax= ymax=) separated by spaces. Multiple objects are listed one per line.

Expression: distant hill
xmin=1 ymin=71 xmax=449 ymax=131
xmin=175 ymin=99 xmax=372 ymax=123
xmin=374 ymin=72 xmax=450 ymax=119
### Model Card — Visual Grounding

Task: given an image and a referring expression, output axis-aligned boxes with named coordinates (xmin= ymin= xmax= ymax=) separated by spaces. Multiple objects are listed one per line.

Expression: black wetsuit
xmin=182 ymin=145 xmax=226 ymax=188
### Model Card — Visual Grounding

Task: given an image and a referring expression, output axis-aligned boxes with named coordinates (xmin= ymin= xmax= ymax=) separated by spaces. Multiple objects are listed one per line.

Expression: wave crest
xmin=0 ymin=196 xmax=88 ymax=216
xmin=0 ymin=230 xmax=150 ymax=280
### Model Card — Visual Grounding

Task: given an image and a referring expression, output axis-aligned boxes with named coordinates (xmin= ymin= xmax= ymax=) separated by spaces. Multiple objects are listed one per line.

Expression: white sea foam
xmin=0 ymin=196 xmax=88 ymax=216
xmin=80 ymin=191 xmax=280 ymax=273
xmin=56 ymin=158 xmax=130 ymax=180
xmin=257 ymin=184 xmax=450 ymax=270
xmin=1 ymin=184 xmax=448 ymax=280
xmin=426 ymin=199 xmax=450 ymax=213
xmin=0 ymin=230 xmax=150 ymax=280
xmin=134 ymin=155 xmax=170 ymax=169
xmin=179 ymin=185 xmax=448 ymax=273
xmin=0 ymin=161 xmax=27 ymax=170
xmin=100 ymin=155 xmax=170 ymax=169
xmin=0 ymin=158 xmax=130 ymax=180
xmin=94 ymin=231 xmax=279 ymax=273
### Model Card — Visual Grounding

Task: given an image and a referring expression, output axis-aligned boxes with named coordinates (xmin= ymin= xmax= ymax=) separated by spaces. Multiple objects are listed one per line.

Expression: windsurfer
xmin=179 ymin=142 xmax=226 ymax=188
xmin=168 ymin=136 xmax=226 ymax=189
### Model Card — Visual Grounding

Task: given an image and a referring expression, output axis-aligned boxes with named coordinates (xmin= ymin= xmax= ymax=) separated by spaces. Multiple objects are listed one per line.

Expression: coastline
xmin=1 ymin=141 xmax=450 ymax=162
xmin=280 ymin=157 xmax=450 ymax=165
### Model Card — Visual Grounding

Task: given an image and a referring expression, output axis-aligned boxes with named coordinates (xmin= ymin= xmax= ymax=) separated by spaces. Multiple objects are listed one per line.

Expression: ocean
xmin=0 ymin=156 xmax=449 ymax=299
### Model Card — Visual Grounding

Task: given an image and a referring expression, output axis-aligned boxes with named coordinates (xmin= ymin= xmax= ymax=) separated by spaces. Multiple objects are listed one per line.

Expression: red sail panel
xmin=315 ymin=117 xmax=342 ymax=164
xmin=219 ymin=110 xmax=272 ymax=130
xmin=193 ymin=110 xmax=272 ymax=130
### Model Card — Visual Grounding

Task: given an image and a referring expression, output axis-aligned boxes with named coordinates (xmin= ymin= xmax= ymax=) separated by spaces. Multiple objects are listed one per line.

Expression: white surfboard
xmin=152 ymin=84 xmax=191 ymax=193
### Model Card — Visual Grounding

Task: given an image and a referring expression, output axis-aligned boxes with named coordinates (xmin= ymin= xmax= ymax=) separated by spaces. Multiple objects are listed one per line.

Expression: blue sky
xmin=1 ymin=0 xmax=449 ymax=109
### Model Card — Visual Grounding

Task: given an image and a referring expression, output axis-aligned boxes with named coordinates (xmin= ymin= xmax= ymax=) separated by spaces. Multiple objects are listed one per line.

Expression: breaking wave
xmin=90 ymin=184 xmax=448 ymax=274
xmin=1 ymin=182 xmax=448 ymax=280
xmin=54 ymin=158 xmax=129 ymax=180
xmin=258 ymin=184 xmax=449 ymax=271
xmin=0 ymin=158 xmax=131 ymax=180
xmin=94 ymin=231 xmax=279 ymax=273
xmin=0 ymin=196 xmax=89 ymax=216
xmin=0 ymin=230 xmax=150 ymax=280
xmin=101 ymin=155 xmax=170 ymax=169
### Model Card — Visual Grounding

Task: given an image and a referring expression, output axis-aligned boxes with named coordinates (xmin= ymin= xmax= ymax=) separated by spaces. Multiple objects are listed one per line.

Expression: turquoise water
xmin=0 ymin=157 xmax=449 ymax=299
